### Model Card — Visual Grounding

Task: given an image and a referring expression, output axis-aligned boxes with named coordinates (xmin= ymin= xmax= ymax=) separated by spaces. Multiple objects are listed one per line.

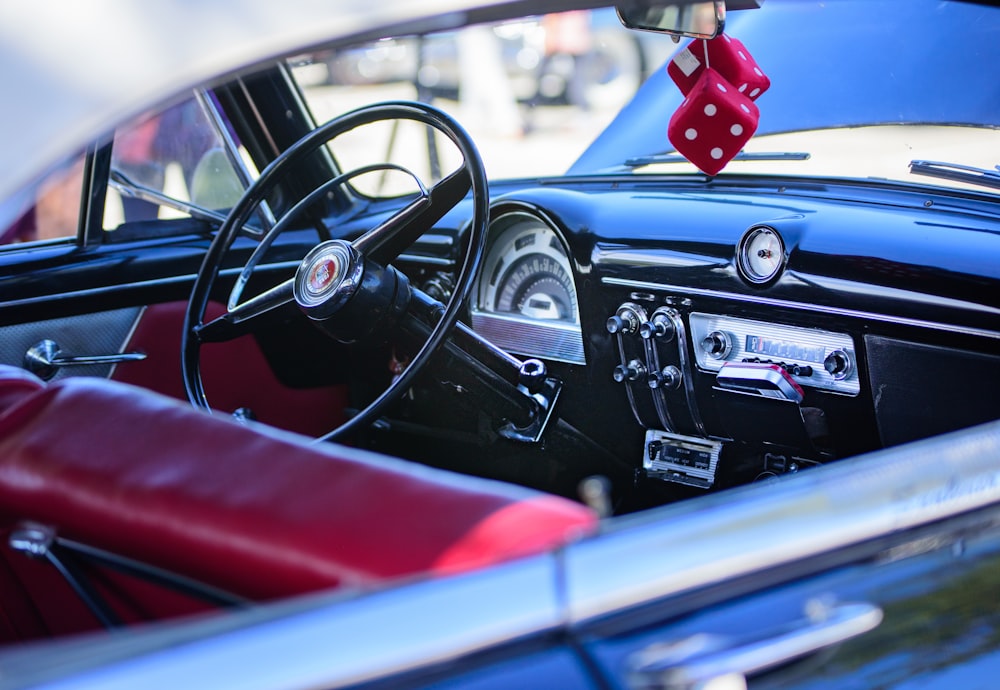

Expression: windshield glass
xmin=290 ymin=9 xmax=677 ymax=182
xmin=290 ymin=1 xmax=1000 ymax=196
xmin=572 ymin=0 xmax=1000 ymax=193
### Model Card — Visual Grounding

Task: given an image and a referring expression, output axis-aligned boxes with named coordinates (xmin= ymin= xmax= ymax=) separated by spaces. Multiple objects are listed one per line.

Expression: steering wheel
xmin=182 ymin=101 xmax=489 ymax=442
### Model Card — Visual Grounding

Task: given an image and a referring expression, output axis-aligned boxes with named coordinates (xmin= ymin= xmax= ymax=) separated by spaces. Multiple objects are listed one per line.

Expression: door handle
xmin=629 ymin=600 xmax=883 ymax=690
xmin=24 ymin=339 xmax=147 ymax=381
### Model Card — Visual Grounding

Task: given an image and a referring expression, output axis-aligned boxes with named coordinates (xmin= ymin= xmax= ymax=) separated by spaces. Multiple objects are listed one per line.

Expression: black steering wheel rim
xmin=182 ymin=100 xmax=489 ymax=442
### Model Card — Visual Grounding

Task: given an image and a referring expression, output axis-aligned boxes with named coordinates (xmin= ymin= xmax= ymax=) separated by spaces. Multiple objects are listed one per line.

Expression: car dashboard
xmin=395 ymin=174 xmax=1000 ymax=503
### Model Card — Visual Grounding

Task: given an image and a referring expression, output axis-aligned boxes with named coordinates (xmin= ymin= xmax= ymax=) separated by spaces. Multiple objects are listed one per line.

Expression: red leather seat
xmin=0 ymin=366 xmax=44 ymax=417
xmin=0 ymin=372 xmax=596 ymax=639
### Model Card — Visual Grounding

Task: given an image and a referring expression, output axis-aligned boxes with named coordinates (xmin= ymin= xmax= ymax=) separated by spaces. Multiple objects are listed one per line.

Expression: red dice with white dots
xmin=667 ymin=67 xmax=759 ymax=176
xmin=668 ymin=34 xmax=770 ymax=101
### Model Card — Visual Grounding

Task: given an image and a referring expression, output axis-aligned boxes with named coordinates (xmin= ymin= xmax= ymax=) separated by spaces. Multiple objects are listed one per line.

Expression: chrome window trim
xmin=0 ymin=262 xmax=302 ymax=311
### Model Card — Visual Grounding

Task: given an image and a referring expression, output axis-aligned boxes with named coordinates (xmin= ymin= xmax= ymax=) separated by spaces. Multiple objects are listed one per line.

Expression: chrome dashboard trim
xmin=470 ymin=312 xmax=586 ymax=365
xmin=412 ymin=233 xmax=455 ymax=248
xmin=662 ymin=307 xmax=706 ymax=435
xmin=643 ymin=325 xmax=675 ymax=433
xmin=397 ymin=253 xmax=453 ymax=267
xmin=601 ymin=277 xmax=1000 ymax=341
xmin=613 ymin=302 xmax=648 ymax=428
xmin=594 ymin=248 xmax=721 ymax=270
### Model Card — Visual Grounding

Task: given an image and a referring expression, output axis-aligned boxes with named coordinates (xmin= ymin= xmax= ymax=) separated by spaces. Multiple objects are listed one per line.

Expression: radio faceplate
xmin=689 ymin=313 xmax=860 ymax=396
xmin=644 ymin=430 xmax=723 ymax=488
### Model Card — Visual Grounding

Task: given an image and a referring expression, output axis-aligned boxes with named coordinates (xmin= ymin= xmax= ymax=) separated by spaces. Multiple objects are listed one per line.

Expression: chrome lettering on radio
xmin=745 ymin=336 xmax=826 ymax=364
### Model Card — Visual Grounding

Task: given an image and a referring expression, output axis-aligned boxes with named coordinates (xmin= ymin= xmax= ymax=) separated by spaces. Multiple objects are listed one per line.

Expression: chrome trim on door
xmin=628 ymin=600 xmax=883 ymax=689
xmin=564 ymin=419 xmax=1000 ymax=623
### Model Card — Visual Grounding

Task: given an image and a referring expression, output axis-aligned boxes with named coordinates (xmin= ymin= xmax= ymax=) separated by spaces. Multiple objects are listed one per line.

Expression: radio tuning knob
xmin=701 ymin=330 xmax=732 ymax=359
xmin=639 ymin=313 xmax=675 ymax=341
xmin=823 ymin=349 xmax=853 ymax=380
xmin=613 ymin=359 xmax=646 ymax=383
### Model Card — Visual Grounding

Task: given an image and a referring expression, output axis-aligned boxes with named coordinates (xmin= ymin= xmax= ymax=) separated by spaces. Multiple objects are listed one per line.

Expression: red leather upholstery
xmin=0 ymin=366 xmax=44 ymax=418
xmin=0 ymin=376 xmax=596 ymax=610
xmin=111 ymin=301 xmax=349 ymax=436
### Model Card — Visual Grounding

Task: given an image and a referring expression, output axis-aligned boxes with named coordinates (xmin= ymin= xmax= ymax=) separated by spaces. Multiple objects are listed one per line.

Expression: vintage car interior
xmin=0 ymin=0 xmax=999 ymax=683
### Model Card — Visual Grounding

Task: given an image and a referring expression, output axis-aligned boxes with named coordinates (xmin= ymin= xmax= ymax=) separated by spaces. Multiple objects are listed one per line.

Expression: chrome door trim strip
xmin=601 ymin=277 xmax=1000 ymax=341
xmin=564 ymin=419 xmax=1000 ymax=623
xmin=0 ymin=555 xmax=565 ymax=690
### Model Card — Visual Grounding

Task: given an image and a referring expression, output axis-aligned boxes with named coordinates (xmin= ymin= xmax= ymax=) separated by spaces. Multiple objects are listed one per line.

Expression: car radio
xmin=688 ymin=313 xmax=859 ymax=396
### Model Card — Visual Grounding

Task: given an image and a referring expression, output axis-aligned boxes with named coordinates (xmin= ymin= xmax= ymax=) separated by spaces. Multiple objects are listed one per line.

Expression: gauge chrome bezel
xmin=737 ymin=225 xmax=786 ymax=286
xmin=471 ymin=207 xmax=585 ymax=365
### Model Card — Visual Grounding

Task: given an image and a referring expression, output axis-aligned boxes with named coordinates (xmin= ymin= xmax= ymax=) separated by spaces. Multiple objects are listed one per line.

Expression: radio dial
xmin=701 ymin=331 xmax=732 ymax=360
xmin=823 ymin=349 xmax=854 ymax=380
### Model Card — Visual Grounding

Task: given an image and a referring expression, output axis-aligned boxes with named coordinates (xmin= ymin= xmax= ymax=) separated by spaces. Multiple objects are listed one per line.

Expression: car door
xmin=0 ymin=91 xmax=348 ymax=437
xmin=562 ymin=421 xmax=1000 ymax=690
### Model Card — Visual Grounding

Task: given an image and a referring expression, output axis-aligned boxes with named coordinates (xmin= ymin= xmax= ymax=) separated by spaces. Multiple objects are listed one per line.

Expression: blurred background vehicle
xmin=300 ymin=9 xmax=672 ymax=108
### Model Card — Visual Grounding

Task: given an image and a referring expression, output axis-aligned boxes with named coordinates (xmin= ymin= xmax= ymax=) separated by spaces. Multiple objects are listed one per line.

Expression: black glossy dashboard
xmin=428 ymin=175 xmax=1000 ymax=495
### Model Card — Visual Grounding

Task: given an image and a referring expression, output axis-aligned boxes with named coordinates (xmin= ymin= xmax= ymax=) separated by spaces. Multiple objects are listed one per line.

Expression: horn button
xmin=293 ymin=239 xmax=411 ymax=343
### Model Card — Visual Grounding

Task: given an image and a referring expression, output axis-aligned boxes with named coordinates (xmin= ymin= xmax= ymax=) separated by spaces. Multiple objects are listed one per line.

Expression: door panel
xmin=0 ymin=307 xmax=143 ymax=382
xmin=0 ymin=228 xmax=348 ymax=437
xmin=577 ymin=505 xmax=1000 ymax=689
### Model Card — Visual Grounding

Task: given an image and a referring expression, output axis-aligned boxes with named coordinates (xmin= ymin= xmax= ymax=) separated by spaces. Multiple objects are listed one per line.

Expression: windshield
xmin=289 ymin=1 xmax=1000 ymax=196
xmin=573 ymin=0 xmax=1000 ymax=193
xmin=290 ymin=9 xmax=678 ymax=183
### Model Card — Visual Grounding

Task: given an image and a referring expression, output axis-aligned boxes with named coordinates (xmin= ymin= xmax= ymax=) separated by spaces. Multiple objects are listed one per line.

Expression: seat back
xmin=0 ymin=365 xmax=44 ymax=418
xmin=0 ymin=375 xmax=596 ymax=641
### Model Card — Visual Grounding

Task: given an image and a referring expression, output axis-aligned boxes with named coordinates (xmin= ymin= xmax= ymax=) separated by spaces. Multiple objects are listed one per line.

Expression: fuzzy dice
xmin=668 ymin=34 xmax=770 ymax=101
xmin=667 ymin=67 xmax=759 ymax=175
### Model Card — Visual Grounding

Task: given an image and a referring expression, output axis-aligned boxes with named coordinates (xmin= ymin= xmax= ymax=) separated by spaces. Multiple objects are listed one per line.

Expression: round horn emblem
xmin=294 ymin=240 xmax=362 ymax=315
xmin=307 ymin=257 xmax=339 ymax=293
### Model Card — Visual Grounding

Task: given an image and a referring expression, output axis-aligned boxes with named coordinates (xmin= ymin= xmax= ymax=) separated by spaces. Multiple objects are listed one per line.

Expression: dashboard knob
xmin=639 ymin=313 xmax=675 ymax=341
xmin=606 ymin=315 xmax=627 ymax=334
xmin=647 ymin=365 xmax=681 ymax=390
xmin=518 ymin=358 xmax=547 ymax=394
xmin=613 ymin=359 xmax=646 ymax=383
xmin=606 ymin=312 xmax=638 ymax=335
xmin=701 ymin=331 xmax=732 ymax=359
xmin=823 ymin=349 xmax=854 ymax=380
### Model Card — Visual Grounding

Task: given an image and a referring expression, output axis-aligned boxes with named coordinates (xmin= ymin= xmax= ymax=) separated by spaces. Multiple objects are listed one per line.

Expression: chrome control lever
xmin=24 ymin=339 xmax=147 ymax=381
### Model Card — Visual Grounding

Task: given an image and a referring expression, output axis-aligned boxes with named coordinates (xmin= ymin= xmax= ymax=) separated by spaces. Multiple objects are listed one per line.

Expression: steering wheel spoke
xmin=354 ymin=166 xmax=471 ymax=267
xmin=197 ymin=279 xmax=296 ymax=343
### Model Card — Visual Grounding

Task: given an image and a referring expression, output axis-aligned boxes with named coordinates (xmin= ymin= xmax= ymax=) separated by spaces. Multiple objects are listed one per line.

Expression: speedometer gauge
xmin=737 ymin=225 xmax=786 ymax=286
xmin=479 ymin=217 xmax=579 ymax=325
xmin=471 ymin=209 xmax=585 ymax=365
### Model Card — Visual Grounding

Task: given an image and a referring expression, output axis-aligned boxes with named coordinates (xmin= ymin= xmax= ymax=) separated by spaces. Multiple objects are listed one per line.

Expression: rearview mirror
xmin=616 ymin=0 xmax=726 ymax=39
